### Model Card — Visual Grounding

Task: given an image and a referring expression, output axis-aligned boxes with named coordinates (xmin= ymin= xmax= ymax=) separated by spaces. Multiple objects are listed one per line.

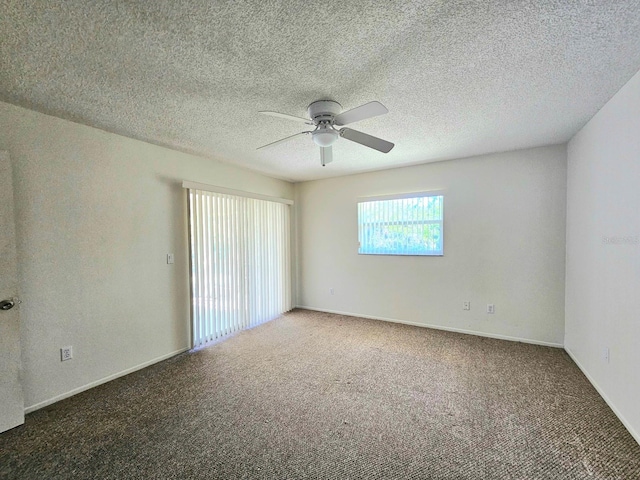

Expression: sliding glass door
xmin=187 ymin=188 xmax=291 ymax=347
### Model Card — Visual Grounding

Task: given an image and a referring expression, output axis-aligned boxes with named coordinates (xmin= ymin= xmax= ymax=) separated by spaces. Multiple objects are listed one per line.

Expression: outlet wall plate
xmin=61 ymin=346 xmax=73 ymax=361
xmin=463 ymin=301 xmax=470 ymax=310
xmin=487 ymin=304 xmax=495 ymax=314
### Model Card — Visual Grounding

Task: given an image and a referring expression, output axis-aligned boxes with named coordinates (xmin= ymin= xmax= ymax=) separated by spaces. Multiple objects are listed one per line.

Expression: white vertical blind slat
xmin=234 ymin=197 xmax=240 ymax=331
xmin=203 ymin=193 xmax=210 ymax=342
xmin=259 ymin=201 xmax=265 ymax=322
xmin=222 ymin=195 xmax=229 ymax=335
xmin=215 ymin=194 xmax=223 ymax=337
xmin=203 ymin=193 xmax=209 ymax=342
xmin=227 ymin=195 xmax=234 ymax=334
xmin=192 ymin=191 xmax=199 ymax=346
xmin=216 ymin=194 xmax=224 ymax=337
xmin=268 ymin=203 xmax=273 ymax=317
xmin=285 ymin=206 xmax=291 ymax=310
xmin=277 ymin=205 xmax=283 ymax=313
xmin=233 ymin=195 xmax=238 ymax=332
xmin=247 ymin=200 xmax=254 ymax=328
xmin=196 ymin=191 xmax=205 ymax=346
xmin=211 ymin=194 xmax=218 ymax=338
xmin=189 ymin=191 xmax=196 ymax=345
xmin=235 ymin=197 xmax=241 ymax=332
xmin=229 ymin=195 xmax=236 ymax=333
xmin=201 ymin=192 xmax=208 ymax=343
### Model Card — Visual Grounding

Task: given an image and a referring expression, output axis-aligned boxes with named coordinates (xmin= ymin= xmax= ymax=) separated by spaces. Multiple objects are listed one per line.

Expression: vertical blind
xmin=188 ymin=188 xmax=292 ymax=347
xmin=358 ymin=193 xmax=444 ymax=256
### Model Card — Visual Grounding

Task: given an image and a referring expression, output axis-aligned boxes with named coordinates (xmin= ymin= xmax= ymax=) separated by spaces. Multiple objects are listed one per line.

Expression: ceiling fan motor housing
xmin=308 ymin=100 xmax=342 ymax=147
xmin=307 ymin=100 xmax=342 ymax=124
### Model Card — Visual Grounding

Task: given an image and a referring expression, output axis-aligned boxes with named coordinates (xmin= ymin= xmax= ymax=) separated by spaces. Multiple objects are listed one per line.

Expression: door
xmin=0 ymin=151 xmax=24 ymax=433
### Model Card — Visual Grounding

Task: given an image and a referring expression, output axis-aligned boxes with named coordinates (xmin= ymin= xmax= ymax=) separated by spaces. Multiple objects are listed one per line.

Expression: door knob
xmin=0 ymin=299 xmax=15 ymax=310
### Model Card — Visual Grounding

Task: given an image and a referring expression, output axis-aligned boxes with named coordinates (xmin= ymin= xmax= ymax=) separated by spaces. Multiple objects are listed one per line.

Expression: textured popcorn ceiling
xmin=2 ymin=1 xmax=640 ymax=182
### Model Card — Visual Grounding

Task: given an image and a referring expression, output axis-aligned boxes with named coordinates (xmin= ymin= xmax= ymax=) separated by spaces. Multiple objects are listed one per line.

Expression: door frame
xmin=0 ymin=150 xmax=25 ymax=433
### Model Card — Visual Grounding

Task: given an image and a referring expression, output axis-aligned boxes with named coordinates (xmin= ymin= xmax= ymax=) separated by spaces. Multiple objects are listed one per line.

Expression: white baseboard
xmin=295 ymin=306 xmax=564 ymax=348
xmin=24 ymin=347 xmax=189 ymax=414
xmin=564 ymin=347 xmax=640 ymax=446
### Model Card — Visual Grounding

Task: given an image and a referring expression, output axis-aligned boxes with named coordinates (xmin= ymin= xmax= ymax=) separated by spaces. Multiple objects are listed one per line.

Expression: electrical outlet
xmin=603 ymin=347 xmax=610 ymax=363
xmin=487 ymin=304 xmax=495 ymax=314
xmin=61 ymin=346 xmax=73 ymax=362
xmin=463 ymin=301 xmax=470 ymax=310
xmin=330 ymin=288 xmax=334 ymax=295
xmin=167 ymin=253 xmax=174 ymax=264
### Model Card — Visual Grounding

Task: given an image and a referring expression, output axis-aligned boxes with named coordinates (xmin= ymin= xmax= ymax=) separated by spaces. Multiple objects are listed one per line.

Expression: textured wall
xmin=0 ymin=101 xmax=293 ymax=410
xmin=565 ymin=69 xmax=640 ymax=443
xmin=296 ymin=145 xmax=567 ymax=346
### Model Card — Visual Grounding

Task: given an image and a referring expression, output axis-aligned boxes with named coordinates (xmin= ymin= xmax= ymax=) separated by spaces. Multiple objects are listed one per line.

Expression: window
xmin=358 ymin=193 xmax=443 ymax=256
xmin=186 ymin=185 xmax=292 ymax=347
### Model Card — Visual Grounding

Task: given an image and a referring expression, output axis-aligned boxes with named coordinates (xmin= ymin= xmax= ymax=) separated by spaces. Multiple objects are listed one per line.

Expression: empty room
xmin=1 ymin=1 xmax=639 ymax=479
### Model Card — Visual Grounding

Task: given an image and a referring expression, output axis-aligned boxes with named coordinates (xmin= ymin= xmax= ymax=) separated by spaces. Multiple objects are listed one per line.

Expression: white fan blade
xmin=334 ymin=101 xmax=389 ymax=126
xmin=320 ymin=146 xmax=333 ymax=166
xmin=257 ymin=131 xmax=310 ymax=150
xmin=340 ymin=128 xmax=394 ymax=153
xmin=259 ymin=111 xmax=313 ymax=125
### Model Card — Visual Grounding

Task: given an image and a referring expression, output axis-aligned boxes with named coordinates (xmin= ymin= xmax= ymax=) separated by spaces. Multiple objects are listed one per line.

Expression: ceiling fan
xmin=257 ymin=100 xmax=394 ymax=166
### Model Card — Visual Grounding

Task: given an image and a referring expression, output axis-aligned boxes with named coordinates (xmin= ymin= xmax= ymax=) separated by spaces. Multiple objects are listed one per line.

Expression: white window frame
xmin=357 ymin=190 xmax=444 ymax=256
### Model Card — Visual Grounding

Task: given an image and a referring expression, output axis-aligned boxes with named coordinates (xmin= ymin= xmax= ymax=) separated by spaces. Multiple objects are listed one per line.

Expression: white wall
xmin=296 ymin=145 xmax=567 ymax=346
xmin=0 ymin=101 xmax=293 ymax=410
xmin=565 ymin=69 xmax=640 ymax=443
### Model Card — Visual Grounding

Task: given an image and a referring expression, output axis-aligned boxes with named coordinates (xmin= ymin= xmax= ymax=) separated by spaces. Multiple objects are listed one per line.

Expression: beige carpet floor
xmin=1 ymin=309 xmax=639 ymax=479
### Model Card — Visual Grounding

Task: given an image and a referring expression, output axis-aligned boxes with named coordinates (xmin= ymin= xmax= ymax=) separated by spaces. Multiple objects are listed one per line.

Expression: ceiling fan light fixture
xmin=312 ymin=128 xmax=339 ymax=147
